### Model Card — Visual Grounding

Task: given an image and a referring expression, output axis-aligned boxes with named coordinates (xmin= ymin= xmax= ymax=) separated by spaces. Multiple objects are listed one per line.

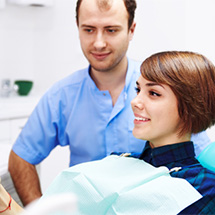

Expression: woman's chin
xmin=132 ymin=130 xmax=147 ymax=140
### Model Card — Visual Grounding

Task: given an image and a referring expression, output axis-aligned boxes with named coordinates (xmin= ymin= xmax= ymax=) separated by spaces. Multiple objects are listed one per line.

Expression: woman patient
xmin=132 ymin=51 xmax=215 ymax=214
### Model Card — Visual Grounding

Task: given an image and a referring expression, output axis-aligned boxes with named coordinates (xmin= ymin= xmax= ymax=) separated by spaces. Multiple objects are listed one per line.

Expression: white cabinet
xmin=0 ymin=118 xmax=28 ymax=147
xmin=0 ymin=118 xmax=29 ymax=177
xmin=0 ymin=121 xmax=10 ymax=142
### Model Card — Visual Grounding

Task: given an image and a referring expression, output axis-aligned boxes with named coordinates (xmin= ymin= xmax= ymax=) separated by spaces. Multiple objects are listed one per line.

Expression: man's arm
xmin=8 ymin=150 xmax=42 ymax=206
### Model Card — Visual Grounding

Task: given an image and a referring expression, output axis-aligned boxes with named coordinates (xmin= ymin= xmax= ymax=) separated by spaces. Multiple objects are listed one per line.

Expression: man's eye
xmin=135 ymin=87 xmax=140 ymax=94
xmin=84 ymin=29 xmax=93 ymax=33
xmin=107 ymin=29 xmax=116 ymax=33
xmin=149 ymin=91 xmax=161 ymax=97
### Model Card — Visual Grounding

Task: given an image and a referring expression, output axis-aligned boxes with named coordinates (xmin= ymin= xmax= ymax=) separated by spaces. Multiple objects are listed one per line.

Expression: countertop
xmin=0 ymin=95 xmax=41 ymax=120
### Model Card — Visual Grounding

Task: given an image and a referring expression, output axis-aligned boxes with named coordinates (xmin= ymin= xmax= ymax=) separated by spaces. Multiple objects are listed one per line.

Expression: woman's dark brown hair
xmin=140 ymin=51 xmax=215 ymax=136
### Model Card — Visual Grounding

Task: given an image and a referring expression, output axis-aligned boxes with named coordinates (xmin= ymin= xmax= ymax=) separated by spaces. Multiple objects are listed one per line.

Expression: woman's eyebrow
xmin=136 ymin=80 xmax=164 ymax=88
xmin=145 ymin=82 xmax=164 ymax=89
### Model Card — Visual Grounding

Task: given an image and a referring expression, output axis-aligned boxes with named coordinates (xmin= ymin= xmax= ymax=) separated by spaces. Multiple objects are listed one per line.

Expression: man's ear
xmin=129 ymin=21 xmax=136 ymax=41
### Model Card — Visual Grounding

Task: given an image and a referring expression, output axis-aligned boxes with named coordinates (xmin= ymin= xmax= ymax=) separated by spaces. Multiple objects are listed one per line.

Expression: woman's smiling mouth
xmin=134 ymin=114 xmax=150 ymax=124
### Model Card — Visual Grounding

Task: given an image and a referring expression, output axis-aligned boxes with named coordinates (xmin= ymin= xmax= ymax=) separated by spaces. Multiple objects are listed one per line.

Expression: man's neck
xmin=90 ymin=59 xmax=128 ymax=106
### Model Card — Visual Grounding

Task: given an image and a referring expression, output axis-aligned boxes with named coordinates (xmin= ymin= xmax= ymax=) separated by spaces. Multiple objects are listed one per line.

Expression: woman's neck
xmin=149 ymin=133 xmax=191 ymax=149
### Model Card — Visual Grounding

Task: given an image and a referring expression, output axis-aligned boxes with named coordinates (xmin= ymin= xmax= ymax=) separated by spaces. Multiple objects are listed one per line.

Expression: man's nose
xmin=93 ymin=32 xmax=106 ymax=50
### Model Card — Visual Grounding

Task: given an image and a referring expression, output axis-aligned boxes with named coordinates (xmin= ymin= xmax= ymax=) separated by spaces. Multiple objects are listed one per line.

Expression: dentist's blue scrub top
xmin=12 ymin=58 xmax=211 ymax=167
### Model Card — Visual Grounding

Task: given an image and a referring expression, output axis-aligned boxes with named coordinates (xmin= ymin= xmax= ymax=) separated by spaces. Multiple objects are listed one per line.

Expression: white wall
xmin=132 ymin=0 xmax=215 ymax=61
xmin=1 ymin=0 xmax=215 ymax=95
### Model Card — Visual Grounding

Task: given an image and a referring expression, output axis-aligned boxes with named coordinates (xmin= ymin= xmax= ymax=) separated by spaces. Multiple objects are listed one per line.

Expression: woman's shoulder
xmin=172 ymin=164 xmax=215 ymax=197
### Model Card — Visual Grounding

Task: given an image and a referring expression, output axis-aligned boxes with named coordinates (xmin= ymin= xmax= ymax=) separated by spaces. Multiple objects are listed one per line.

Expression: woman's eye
xmin=149 ymin=91 xmax=161 ymax=97
xmin=135 ymin=87 xmax=140 ymax=94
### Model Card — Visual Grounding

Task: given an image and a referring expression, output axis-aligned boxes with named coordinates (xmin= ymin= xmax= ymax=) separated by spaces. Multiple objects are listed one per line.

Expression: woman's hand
xmin=0 ymin=178 xmax=23 ymax=215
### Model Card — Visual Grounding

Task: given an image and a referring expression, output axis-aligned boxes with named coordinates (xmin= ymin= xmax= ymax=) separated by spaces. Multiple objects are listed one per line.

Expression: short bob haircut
xmin=140 ymin=51 xmax=215 ymax=136
xmin=76 ymin=0 xmax=137 ymax=29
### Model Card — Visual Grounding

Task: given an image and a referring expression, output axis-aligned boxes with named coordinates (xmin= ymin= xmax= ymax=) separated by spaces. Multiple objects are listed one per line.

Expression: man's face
xmin=77 ymin=0 xmax=135 ymax=73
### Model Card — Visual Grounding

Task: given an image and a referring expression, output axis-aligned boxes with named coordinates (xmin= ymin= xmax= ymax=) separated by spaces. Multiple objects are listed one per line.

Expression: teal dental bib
xmin=41 ymin=155 xmax=202 ymax=215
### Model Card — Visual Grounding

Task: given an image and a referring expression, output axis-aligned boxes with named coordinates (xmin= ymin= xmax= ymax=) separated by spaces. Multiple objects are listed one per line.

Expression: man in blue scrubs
xmin=8 ymin=0 xmax=210 ymax=206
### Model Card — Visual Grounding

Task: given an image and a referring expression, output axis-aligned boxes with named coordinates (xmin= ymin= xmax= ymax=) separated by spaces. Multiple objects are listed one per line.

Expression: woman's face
xmin=131 ymin=75 xmax=183 ymax=148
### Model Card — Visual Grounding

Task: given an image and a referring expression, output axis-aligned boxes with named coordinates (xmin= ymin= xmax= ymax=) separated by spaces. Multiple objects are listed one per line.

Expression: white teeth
xmin=135 ymin=117 xmax=148 ymax=121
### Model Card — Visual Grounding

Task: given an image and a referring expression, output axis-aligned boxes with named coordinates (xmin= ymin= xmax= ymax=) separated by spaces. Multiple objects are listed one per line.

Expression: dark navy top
xmin=139 ymin=141 xmax=215 ymax=214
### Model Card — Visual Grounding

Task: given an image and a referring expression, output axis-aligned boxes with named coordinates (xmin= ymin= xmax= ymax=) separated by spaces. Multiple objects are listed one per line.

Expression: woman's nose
xmin=131 ymin=95 xmax=144 ymax=110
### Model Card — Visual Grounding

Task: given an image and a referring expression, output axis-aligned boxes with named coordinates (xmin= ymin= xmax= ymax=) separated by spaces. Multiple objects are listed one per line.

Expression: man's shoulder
xmin=126 ymin=58 xmax=141 ymax=87
xmin=56 ymin=67 xmax=89 ymax=87
xmin=128 ymin=58 xmax=141 ymax=71
xmin=48 ymin=67 xmax=89 ymax=94
xmin=36 ymin=67 xmax=90 ymax=107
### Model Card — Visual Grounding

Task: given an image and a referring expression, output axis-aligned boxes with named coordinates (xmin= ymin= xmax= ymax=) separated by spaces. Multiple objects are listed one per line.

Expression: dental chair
xmin=197 ymin=141 xmax=215 ymax=172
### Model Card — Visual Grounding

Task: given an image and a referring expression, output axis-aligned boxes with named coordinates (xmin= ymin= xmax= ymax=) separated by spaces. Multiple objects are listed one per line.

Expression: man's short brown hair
xmin=76 ymin=0 xmax=137 ymax=29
